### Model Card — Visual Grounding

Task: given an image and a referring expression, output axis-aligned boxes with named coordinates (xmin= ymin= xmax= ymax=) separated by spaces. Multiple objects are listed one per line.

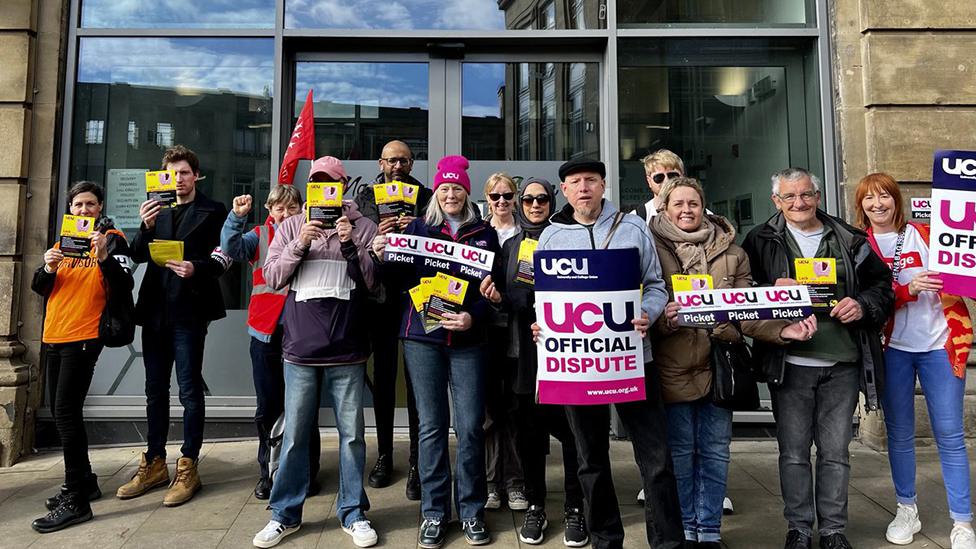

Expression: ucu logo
xmin=765 ymin=289 xmax=804 ymax=302
xmin=676 ymin=294 xmax=714 ymax=307
xmin=539 ymin=258 xmax=589 ymax=276
xmin=721 ymin=291 xmax=758 ymax=305
xmin=442 ymin=172 xmax=460 ymax=181
xmin=943 ymin=157 xmax=976 ymax=177
xmin=323 ymin=186 xmax=338 ymax=199
xmin=941 ymin=201 xmax=976 ymax=230
xmin=543 ymin=301 xmax=635 ymax=334
xmin=388 ymin=236 xmax=418 ymax=249
xmin=425 ymin=241 xmax=455 ymax=255
xmin=460 ymin=248 xmax=487 ymax=263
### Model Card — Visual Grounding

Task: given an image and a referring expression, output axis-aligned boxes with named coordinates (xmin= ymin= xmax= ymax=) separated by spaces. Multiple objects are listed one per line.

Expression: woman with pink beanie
xmin=372 ymin=155 xmax=501 ymax=548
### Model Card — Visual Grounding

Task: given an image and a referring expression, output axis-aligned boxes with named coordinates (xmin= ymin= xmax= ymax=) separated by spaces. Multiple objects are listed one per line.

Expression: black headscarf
xmin=515 ymin=177 xmax=557 ymax=239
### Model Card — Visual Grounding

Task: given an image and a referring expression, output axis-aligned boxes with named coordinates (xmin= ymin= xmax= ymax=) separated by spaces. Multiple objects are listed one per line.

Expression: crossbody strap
xmin=890 ymin=227 xmax=907 ymax=280
xmin=601 ymin=211 xmax=625 ymax=249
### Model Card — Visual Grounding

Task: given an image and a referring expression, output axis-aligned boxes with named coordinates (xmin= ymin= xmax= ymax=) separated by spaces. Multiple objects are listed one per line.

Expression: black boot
xmin=32 ymin=492 xmax=93 ymax=533
xmin=368 ymin=454 xmax=392 ymax=489
xmin=45 ymin=472 xmax=101 ymax=511
xmin=405 ymin=464 xmax=421 ymax=501
xmin=254 ymin=477 xmax=272 ymax=500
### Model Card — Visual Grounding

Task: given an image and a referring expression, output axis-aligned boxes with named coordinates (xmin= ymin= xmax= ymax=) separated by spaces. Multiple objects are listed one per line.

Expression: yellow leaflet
xmin=794 ymin=258 xmax=837 ymax=285
xmin=148 ymin=240 xmax=184 ymax=267
xmin=374 ymin=181 xmax=403 ymax=204
xmin=60 ymin=215 xmax=95 ymax=238
xmin=517 ymin=238 xmax=538 ymax=262
xmin=145 ymin=170 xmax=177 ymax=192
xmin=671 ymin=274 xmax=714 ymax=292
xmin=401 ymin=183 xmax=420 ymax=206
xmin=408 ymin=277 xmax=435 ymax=312
xmin=430 ymin=272 xmax=469 ymax=305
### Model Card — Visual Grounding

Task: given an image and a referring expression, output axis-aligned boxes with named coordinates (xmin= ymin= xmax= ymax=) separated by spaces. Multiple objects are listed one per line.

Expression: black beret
xmin=558 ymin=158 xmax=606 ymax=181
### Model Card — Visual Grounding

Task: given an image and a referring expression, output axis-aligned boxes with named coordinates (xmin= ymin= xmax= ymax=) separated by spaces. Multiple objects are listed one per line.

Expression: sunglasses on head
xmin=488 ymin=192 xmax=514 ymax=201
xmin=521 ymin=194 xmax=551 ymax=205
xmin=651 ymin=171 xmax=681 ymax=184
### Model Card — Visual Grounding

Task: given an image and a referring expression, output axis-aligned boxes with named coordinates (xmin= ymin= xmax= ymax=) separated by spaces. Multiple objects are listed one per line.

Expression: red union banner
xmin=277 ymin=89 xmax=316 ymax=185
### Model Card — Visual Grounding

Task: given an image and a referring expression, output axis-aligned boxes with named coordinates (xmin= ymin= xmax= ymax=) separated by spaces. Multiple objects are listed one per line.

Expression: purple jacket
xmin=263 ymin=201 xmax=378 ymax=366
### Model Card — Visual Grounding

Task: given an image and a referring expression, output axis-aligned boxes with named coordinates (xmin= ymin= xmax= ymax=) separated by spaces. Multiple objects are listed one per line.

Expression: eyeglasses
xmin=488 ymin=192 xmax=514 ymax=202
xmin=522 ymin=194 xmax=551 ymax=205
xmin=650 ymin=171 xmax=681 ymax=184
xmin=382 ymin=157 xmax=412 ymax=166
xmin=775 ymin=190 xmax=819 ymax=203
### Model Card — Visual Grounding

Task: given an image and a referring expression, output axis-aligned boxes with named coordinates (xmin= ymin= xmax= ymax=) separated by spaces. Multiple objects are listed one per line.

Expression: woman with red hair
xmin=856 ymin=173 xmax=975 ymax=549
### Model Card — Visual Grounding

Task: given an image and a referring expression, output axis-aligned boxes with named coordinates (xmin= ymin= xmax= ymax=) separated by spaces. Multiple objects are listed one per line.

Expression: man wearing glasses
xmin=742 ymin=168 xmax=893 ymax=549
xmin=632 ymin=149 xmax=685 ymax=223
xmin=354 ymin=140 xmax=432 ymax=500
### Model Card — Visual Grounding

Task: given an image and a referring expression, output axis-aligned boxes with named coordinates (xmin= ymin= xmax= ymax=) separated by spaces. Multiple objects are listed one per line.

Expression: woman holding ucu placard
xmin=856 ymin=173 xmax=976 ymax=549
xmin=648 ymin=177 xmax=817 ymax=549
xmin=371 ymin=155 xmax=501 ymax=549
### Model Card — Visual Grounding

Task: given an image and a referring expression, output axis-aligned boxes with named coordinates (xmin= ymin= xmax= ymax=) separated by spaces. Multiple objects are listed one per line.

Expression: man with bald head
xmin=355 ymin=140 xmax=432 ymax=500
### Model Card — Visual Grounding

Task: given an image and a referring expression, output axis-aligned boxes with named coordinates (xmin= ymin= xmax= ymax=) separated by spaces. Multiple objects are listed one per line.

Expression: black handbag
xmin=710 ymin=338 xmax=760 ymax=411
xmin=98 ymin=277 xmax=135 ymax=348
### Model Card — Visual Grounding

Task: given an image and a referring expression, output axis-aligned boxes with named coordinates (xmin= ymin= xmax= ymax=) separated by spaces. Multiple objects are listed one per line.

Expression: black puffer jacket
xmin=742 ymin=210 xmax=894 ymax=410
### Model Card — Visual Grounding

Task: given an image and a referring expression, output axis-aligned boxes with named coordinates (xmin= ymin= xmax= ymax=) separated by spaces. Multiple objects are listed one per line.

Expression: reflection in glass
xmin=71 ymin=37 xmax=274 ymax=310
xmin=617 ymin=0 xmax=808 ymax=27
xmin=462 ymin=62 xmax=599 ymax=161
xmin=286 ymin=0 xmax=605 ymax=30
xmin=81 ymin=0 xmax=276 ymax=28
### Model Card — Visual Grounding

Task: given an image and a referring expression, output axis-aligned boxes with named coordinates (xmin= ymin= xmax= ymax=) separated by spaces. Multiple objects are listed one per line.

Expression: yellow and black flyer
xmin=514 ymin=238 xmax=538 ymax=285
xmin=306 ymin=182 xmax=343 ymax=228
xmin=424 ymin=273 xmax=469 ymax=330
xmin=671 ymin=274 xmax=714 ymax=292
xmin=145 ymin=170 xmax=177 ymax=207
xmin=795 ymin=257 xmax=838 ymax=308
xmin=59 ymin=214 xmax=96 ymax=258
xmin=374 ymin=181 xmax=405 ymax=221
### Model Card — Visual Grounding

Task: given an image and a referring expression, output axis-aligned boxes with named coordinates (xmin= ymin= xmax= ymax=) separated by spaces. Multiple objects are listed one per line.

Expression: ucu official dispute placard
xmin=534 ymin=248 xmax=645 ymax=405
xmin=930 ymin=150 xmax=976 ymax=298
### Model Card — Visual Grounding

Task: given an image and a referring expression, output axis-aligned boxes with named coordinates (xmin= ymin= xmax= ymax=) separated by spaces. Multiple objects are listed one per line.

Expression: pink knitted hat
xmin=433 ymin=155 xmax=471 ymax=193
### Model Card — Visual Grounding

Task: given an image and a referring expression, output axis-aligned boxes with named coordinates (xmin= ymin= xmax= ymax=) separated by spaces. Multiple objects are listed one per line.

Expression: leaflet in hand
xmin=148 ymin=239 xmax=184 ymax=267
xmin=146 ymin=170 xmax=177 ymax=207
xmin=794 ymin=258 xmax=838 ymax=308
xmin=306 ymin=182 xmax=343 ymax=228
xmin=514 ymin=238 xmax=539 ymax=285
xmin=59 ymin=215 xmax=96 ymax=258
xmin=671 ymin=274 xmax=713 ymax=292
xmin=401 ymin=183 xmax=420 ymax=211
xmin=374 ymin=181 xmax=407 ymax=221
xmin=424 ymin=273 xmax=469 ymax=332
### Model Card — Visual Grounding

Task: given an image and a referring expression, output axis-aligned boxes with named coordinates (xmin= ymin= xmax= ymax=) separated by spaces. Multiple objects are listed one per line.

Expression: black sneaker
xmin=368 ymin=454 xmax=392 ymax=489
xmin=785 ymin=529 xmax=812 ymax=549
xmin=45 ymin=473 xmax=101 ymax=511
xmin=462 ymin=518 xmax=491 ymax=546
xmin=405 ymin=464 xmax=421 ymax=501
xmin=519 ymin=505 xmax=548 ymax=545
xmin=563 ymin=507 xmax=588 ymax=547
xmin=32 ymin=492 xmax=93 ymax=533
xmin=819 ymin=533 xmax=853 ymax=549
xmin=253 ymin=476 xmax=272 ymax=500
xmin=418 ymin=518 xmax=446 ymax=549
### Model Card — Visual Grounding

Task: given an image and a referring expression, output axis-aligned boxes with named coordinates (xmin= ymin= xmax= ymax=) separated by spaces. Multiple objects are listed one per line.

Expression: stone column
xmin=832 ymin=0 xmax=976 ymax=448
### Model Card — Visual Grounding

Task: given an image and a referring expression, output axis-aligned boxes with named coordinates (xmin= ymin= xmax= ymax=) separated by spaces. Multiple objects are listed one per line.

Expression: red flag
xmin=278 ymin=89 xmax=316 ymax=185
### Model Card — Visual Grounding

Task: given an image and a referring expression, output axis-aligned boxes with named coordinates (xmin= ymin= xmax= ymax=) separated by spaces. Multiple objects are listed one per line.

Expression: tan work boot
xmin=163 ymin=457 xmax=201 ymax=507
xmin=116 ymin=453 xmax=169 ymax=499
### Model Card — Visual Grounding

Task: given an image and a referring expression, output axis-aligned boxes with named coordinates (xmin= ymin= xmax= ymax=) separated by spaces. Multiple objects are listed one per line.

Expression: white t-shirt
xmin=873 ymin=225 xmax=948 ymax=352
xmin=784 ymin=223 xmax=836 ymax=368
xmin=495 ymin=225 xmax=519 ymax=246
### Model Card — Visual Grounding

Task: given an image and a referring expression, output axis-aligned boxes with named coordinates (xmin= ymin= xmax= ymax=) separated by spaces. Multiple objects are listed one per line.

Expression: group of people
xmin=30 ymin=141 xmax=976 ymax=549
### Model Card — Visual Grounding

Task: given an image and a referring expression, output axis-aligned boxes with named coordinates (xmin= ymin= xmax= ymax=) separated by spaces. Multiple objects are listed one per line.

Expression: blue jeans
xmin=771 ymin=362 xmax=860 ymax=537
xmin=143 ymin=322 xmax=207 ymax=460
xmin=882 ymin=347 xmax=973 ymax=521
xmin=665 ymin=398 xmax=732 ymax=543
xmin=269 ymin=362 xmax=369 ymax=528
xmin=403 ymin=340 xmax=487 ymax=522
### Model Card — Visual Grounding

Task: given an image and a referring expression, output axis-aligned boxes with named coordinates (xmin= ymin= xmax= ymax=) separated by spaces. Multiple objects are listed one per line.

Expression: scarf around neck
xmin=650 ymin=214 xmax=734 ymax=274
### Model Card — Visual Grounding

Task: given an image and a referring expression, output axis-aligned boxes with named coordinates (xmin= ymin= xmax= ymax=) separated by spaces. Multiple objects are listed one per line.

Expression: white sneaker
xmin=343 ymin=519 xmax=378 ymax=548
xmin=508 ymin=489 xmax=529 ymax=511
xmin=485 ymin=490 xmax=502 ymax=510
xmin=253 ymin=520 xmax=300 ymax=548
xmin=723 ymin=497 xmax=734 ymax=515
xmin=636 ymin=489 xmax=645 ymax=505
xmin=951 ymin=524 xmax=976 ymax=549
xmin=885 ymin=503 xmax=921 ymax=545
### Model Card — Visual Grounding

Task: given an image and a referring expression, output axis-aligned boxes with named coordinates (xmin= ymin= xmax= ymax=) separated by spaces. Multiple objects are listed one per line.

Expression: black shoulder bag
xmin=710 ymin=255 xmax=760 ymax=410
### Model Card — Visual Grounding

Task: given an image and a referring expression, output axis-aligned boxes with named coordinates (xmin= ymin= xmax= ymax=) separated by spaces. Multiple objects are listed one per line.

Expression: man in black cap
xmin=532 ymin=159 xmax=683 ymax=549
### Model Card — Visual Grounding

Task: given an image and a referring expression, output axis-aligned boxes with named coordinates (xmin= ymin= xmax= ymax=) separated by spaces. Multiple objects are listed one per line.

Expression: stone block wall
xmin=833 ymin=0 xmax=976 ymax=448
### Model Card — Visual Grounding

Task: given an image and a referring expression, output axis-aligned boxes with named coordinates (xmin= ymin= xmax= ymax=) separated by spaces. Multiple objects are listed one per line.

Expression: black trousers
xmin=367 ymin=298 xmax=418 ymax=466
xmin=484 ymin=326 xmax=523 ymax=492
xmin=250 ymin=331 xmax=320 ymax=480
xmin=564 ymin=363 xmax=684 ymax=549
xmin=45 ymin=339 xmax=102 ymax=493
xmin=515 ymin=393 xmax=583 ymax=510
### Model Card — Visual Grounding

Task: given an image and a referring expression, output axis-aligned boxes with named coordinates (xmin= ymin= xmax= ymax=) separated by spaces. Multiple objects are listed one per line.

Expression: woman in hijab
xmin=481 ymin=178 xmax=589 ymax=547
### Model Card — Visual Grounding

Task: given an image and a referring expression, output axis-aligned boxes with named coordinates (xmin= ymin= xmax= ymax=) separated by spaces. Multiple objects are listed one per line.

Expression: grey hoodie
xmin=537 ymin=199 xmax=668 ymax=363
